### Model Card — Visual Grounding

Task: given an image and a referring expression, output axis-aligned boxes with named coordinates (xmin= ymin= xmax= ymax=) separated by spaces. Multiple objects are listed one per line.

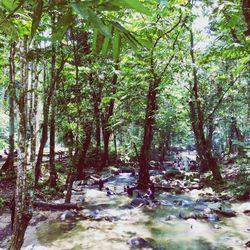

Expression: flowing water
xmin=23 ymin=173 xmax=250 ymax=250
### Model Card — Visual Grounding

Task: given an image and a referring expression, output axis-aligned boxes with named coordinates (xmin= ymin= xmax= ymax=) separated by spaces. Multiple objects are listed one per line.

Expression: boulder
xmin=160 ymin=200 xmax=173 ymax=206
xmin=173 ymin=199 xmax=193 ymax=207
xmin=245 ymin=240 xmax=250 ymax=248
xmin=217 ymin=208 xmax=236 ymax=217
xmin=207 ymin=214 xmax=219 ymax=222
xmin=130 ymin=198 xmax=149 ymax=207
xmin=164 ymin=169 xmax=184 ymax=179
xmin=165 ymin=215 xmax=177 ymax=221
xmin=127 ymin=237 xmax=152 ymax=248
xmin=238 ymin=202 xmax=250 ymax=215
xmin=179 ymin=211 xmax=207 ymax=220
xmin=60 ymin=210 xmax=76 ymax=220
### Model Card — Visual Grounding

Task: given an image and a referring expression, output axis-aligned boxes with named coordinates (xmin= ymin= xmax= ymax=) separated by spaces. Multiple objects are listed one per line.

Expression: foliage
xmin=0 ymin=196 xmax=6 ymax=208
xmin=227 ymin=165 xmax=250 ymax=200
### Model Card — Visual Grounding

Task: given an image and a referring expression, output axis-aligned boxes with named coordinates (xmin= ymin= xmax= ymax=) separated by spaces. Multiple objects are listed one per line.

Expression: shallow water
xmin=23 ymin=173 xmax=250 ymax=250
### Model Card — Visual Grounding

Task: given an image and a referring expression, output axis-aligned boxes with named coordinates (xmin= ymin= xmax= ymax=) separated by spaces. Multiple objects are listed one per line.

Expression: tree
xmin=8 ymin=35 xmax=32 ymax=250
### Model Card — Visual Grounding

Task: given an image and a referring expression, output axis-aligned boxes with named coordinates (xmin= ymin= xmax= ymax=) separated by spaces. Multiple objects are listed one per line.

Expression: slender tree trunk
xmin=242 ymin=0 xmax=250 ymax=36
xmin=94 ymin=99 xmax=101 ymax=157
xmin=138 ymin=78 xmax=161 ymax=187
xmin=30 ymin=51 xmax=39 ymax=164
xmin=49 ymin=12 xmax=57 ymax=188
xmin=76 ymin=123 xmax=93 ymax=179
xmin=8 ymin=36 xmax=32 ymax=250
xmin=8 ymin=41 xmax=16 ymax=172
xmin=114 ymin=132 xmax=117 ymax=161
xmin=189 ymin=28 xmax=222 ymax=182
xmin=100 ymin=65 xmax=118 ymax=169
xmin=35 ymin=52 xmax=66 ymax=187
xmin=101 ymin=122 xmax=111 ymax=168
xmin=229 ymin=117 xmax=245 ymax=155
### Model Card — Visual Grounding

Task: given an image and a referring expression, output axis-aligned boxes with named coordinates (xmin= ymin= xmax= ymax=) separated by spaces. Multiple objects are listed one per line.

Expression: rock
xmin=164 ymin=169 xmax=184 ymax=179
xmin=197 ymin=197 xmax=221 ymax=202
xmin=78 ymin=197 xmax=85 ymax=205
xmin=217 ymin=208 xmax=236 ymax=217
xmin=130 ymin=198 xmax=149 ymax=207
xmin=214 ymin=224 xmax=221 ymax=229
xmin=127 ymin=237 xmax=152 ymax=248
xmin=173 ymin=187 xmax=183 ymax=194
xmin=165 ymin=215 xmax=177 ymax=221
xmin=160 ymin=200 xmax=173 ymax=206
xmin=179 ymin=211 xmax=207 ymax=220
xmin=60 ymin=210 xmax=76 ymax=220
xmin=173 ymin=199 xmax=193 ymax=207
xmin=193 ymin=204 xmax=208 ymax=211
xmin=239 ymin=202 xmax=250 ymax=215
xmin=207 ymin=214 xmax=219 ymax=222
xmin=246 ymin=240 xmax=250 ymax=248
xmin=207 ymin=202 xmax=222 ymax=210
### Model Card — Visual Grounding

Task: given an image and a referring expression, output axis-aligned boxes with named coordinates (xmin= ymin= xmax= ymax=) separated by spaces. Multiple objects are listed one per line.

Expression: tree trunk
xmin=229 ymin=117 xmax=245 ymax=155
xmin=35 ymin=50 xmax=66 ymax=187
xmin=30 ymin=50 xmax=39 ymax=165
xmin=8 ymin=36 xmax=32 ymax=250
xmin=100 ymin=66 xmax=118 ymax=169
xmin=242 ymin=0 xmax=250 ymax=36
xmin=8 ymin=41 xmax=16 ymax=172
xmin=65 ymin=172 xmax=75 ymax=203
xmin=94 ymin=99 xmax=101 ymax=158
xmin=49 ymin=12 xmax=57 ymax=188
xmin=189 ymin=28 xmax=222 ymax=182
xmin=138 ymin=78 xmax=160 ymax=187
xmin=76 ymin=123 xmax=93 ymax=179
xmin=113 ymin=132 xmax=117 ymax=161
xmin=101 ymin=123 xmax=111 ymax=169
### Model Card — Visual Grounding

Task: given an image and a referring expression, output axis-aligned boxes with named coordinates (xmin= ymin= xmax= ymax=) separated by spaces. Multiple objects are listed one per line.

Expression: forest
xmin=0 ymin=0 xmax=249 ymax=249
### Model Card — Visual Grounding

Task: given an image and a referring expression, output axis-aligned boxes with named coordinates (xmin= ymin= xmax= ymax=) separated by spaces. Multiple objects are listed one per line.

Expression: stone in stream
xmin=164 ymin=169 xmax=184 ymax=179
xmin=165 ymin=215 xmax=177 ymax=221
xmin=60 ymin=210 xmax=76 ymax=220
xmin=245 ymin=241 xmax=250 ymax=249
xmin=207 ymin=214 xmax=219 ymax=222
xmin=127 ymin=237 xmax=152 ymax=248
xmin=173 ymin=199 xmax=193 ymax=207
xmin=239 ymin=202 xmax=250 ymax=215
xmin=217 ymin=208 xmax=236 ymax=217
xmin=179 ymin=211 xmax=207 ymax=220
xmin=160 ymin=200 xmax=173 ymax=206
xmin=130 ymin=198 xmax=149 ymax=207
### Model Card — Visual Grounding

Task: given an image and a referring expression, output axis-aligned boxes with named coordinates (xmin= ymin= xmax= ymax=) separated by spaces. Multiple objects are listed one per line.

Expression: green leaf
xmin=31 ymin=0 xmax=43 ymax=39
xmin=87 ymin=9 xmax=111 ymax=37
xmin=110 ymin=0 xmax=151 ymax=15
xmin=113 ymin=28 xmax=120 ymax=61
xmin=52 ymin=11 xmax=74 ymax=41
xmin=111 ymin=21 xmax=141 ymax=49
xmin=0 ymin=10 xmax=18 ymax=39
xmin=71 ymin=2 xmax=89 ymax=19
xmin=101 ymin=34 xmax=111 ymax=56
xmin=92 ymin=29 xmax=105 ymax=53
xmin=92 ymin=28 xmax=98 ymax=53
xmin=1 ymin=0 xmax=19 ymax=11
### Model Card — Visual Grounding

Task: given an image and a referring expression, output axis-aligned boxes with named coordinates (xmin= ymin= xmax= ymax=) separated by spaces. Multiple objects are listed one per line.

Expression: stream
xmin=22 ymin=173 xmax=250 ymax=250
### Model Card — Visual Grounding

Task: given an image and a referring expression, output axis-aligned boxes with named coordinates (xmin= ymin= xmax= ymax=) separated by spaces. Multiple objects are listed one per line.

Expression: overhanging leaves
xmin=31 ymin=0 xmax=43 ymax=40
xmin=52 ymin=11 xmax=74 ymax=41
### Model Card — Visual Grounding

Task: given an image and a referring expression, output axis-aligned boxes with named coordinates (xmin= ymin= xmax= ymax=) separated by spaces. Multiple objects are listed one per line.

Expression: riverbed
xmin=20 ymin=173 xmax=250 ymax=250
